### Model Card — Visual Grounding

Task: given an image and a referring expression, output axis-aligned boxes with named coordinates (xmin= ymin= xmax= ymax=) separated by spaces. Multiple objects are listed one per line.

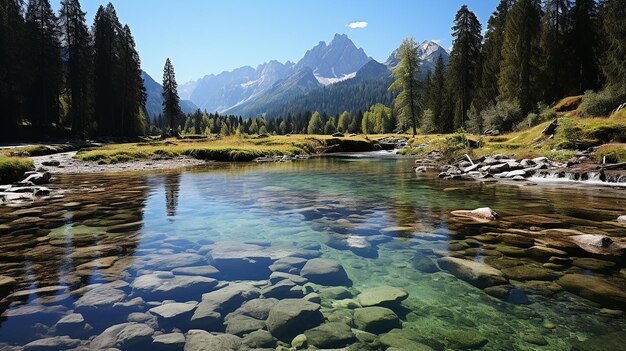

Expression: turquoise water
xmin=0 ymin=156 xmax=625 ymax=350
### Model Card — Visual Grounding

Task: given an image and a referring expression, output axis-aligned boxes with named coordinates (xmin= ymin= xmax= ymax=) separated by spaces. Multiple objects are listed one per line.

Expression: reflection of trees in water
xmin=0 ymin=174 xmax=149 ymax=320
xmin=164 ymin=173 xmax=181 ymax=220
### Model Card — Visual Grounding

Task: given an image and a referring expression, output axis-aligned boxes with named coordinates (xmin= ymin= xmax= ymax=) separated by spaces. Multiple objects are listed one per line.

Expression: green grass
xmin=596 ymin=143 xmax=626 ymax=163
xmin=73 ymin=134 xmax=393 ymax=163
xmin=0 ymin=156 xmax=34 ymax=184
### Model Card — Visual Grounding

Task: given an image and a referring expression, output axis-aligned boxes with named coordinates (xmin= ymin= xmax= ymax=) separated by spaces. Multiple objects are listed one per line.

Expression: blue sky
xmin=54 ymin=1 xmax=498 ymax=83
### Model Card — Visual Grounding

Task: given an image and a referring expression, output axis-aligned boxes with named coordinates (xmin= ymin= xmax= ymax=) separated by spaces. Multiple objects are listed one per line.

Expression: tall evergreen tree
xmin=0 ymin=0 xmax=27 ymax=138
xmin=600 ymin=0 xmax=626 ymax=97
xmin=117 ymin=24 xmax=146 ymax=135
xmin=389 ymin=37 xmax=421 ymax=135
xmin=474 ymin=0 xmax=515 ymax=111
xmin=540 ymin=0 xmax=571 ymax=102
xmin=447 ymin=5 xmax=483 ymax=129
xmin=25 ymin=0 xmax=61 ymax=129
xmin=162 ymin=58 xmax=182 ymax=135
xmin=425 ymin=55 xmax=448 ymax=133
xmin=93 ymin=3 xmax=120 ymax=135
xmin=60 ymin=0 xmax=92 ymax=138
xmin=569 ymin=0 xmax=601 ymax=94
xmin=498 ymin=0 xmax=542 ymax=115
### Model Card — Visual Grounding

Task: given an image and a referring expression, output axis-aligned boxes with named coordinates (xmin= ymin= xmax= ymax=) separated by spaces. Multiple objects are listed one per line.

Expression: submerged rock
xmin=0 ymin=275 xmax=17 ymax=299
xmin=451 ymin=207 xmax=498 ymax=223
xmin=90 ymin=322 xmax=154 ymax=350
xmin=148 ymin=302 xmax=197 ymax=328
xmin=571 ymin=331 xmax=626 ymax=351
xmin=23 ymin=336 xmax=81 ymax=351
xmin=266 ymin=298 xmax=324 ymax=340
xmin=242 ymin=330 xmax=277 ymax=348
xmin=438 ymin=257 xmax=508 ymax=288
xmin=357 ymin=286 xmax=408 ymax=308
xmin=300 ymin=258 xmax=352 ymax=286
xmin=152 ymin=332 xmax=185 ymax=351
xmin=184 ymin=329 xmax=242 ymax=351
xmin=557 ymin=274 xmax=626 ymax=310
xmin=131 ymin=272 xmax=217 ymax=301
xmin=354 ymin=307 xmax=400 ymax=334
xmin=74 ymin=286 xmax=125 ymax=313
xmin=304 ymin=322 xmax=356 ymax=348
xmin=190 ymin=283 xmax=260 ymax=328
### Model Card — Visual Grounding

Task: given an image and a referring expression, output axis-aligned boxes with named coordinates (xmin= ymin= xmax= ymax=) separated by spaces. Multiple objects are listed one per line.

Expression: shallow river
xmin=0 ymin=156 xmax=625 ymax=350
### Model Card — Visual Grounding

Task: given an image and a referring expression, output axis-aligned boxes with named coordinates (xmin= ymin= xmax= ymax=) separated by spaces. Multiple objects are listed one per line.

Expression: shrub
xmin=0 ymin=157 xmax=34 ymax=184
xmin=596 ymin=144 xmax=626 ymax=163
xmin=580 ymin=90 xmax=623 ymax=117
xmin=481 ymin=99 xmax=523 ymax=133
xmin=557 ymin=117 xmax=584 ymax=148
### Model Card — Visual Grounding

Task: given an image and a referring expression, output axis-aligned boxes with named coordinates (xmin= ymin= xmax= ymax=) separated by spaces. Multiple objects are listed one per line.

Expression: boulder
xmin=131 ymin=272 xmax=217 ymax=301
xmin=572 ymin=257 xmax=616 ymax=271
xmin=21 ymin=172 xmax=51 ymax=185
xmin=184 ymin=329 xmax=242 ymax=351
xmin=354 ymin=307 xmax=400 ymax=334
xmin=380 ymin=329 xmax=435 ymax=351
xmin=149 ymin=302 xmax=197 ymax=329
xmin=304 ymin=322 xmax=356 ymax=348
xmin=450 ymin=207 xmax=498 ymax=223
xmin=269 ymin=271 xmax=308 ymax=285
xmin=152 ymin=332 xmax=185 ymax=351
xmin=266 ymin=298 xmax=324 ymax=340
xmin=357 ymin=286 xmax=408 ymax=307
xmin=300 ymin=258 xmax=352 ymax=286
xmin=74 ymin=286 xmax=125 ymax=313
xmin=269 ymin=257 xmax=308 ymax=273
xmin=23 ymin=336 xmax=81 ymax=351
xmin=207 ymin=242 xmax=277 ymax=279
xmin=618 ymin=215 xmax=626 ymax=224
xmin=557 ymin=274 xmax=626 ymax=310
xmin=90 ymin=322 xmax=154 ymax=350
xmin=54 ymin=313 xmax=88 ymax=336
xmin=227 ymin=297 xmax=278 ymax=320
xmin=438 ymin=257 xmax=507 ymax=288
xmin=261 ymin=279 xmax=302 ymax=299
xmin=501 ymin=265 xmax=560 ymax=281
xmin=172 ymin=265 xmax=220 ymax=277
xmin=142 ymin=253 xmax=207 ymax=271
xmin=224 ymin=314 xmax=266 ymax=336
xmin=242 ymin=330 xmax=277 ymax=348
xmin=190 ymin=283 xmax=260 ymax=328
xmin=320 ymin=286 xmax=352 ymax=300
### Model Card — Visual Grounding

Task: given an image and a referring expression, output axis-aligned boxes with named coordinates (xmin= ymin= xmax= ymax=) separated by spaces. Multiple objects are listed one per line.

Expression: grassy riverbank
xmin=401 ymin=104 xmax=626 ymax=163
xmin=0 ymin=156 xmax=34 ymax=184
xmin=73 ymin=134 xmax=397 ymax=163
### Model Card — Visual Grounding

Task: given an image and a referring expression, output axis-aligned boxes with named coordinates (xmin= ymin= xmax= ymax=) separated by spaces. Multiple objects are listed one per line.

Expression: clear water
xmin=0 ymin=156 xmax=625 ymax=350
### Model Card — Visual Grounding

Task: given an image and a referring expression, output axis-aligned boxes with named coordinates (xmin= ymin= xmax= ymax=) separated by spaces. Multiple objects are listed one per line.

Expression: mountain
xmin=385 ymin=40 xmax=450 ymax=76
xmin=295 ymin=33 xmax=371 ymax=82
xmin=229 ymin=59 xmax=395 ymax=118
xmin=182 ymin=33 xmax=371 ymax=115
xmin=142 ymin=71 xmax=198 ymax=120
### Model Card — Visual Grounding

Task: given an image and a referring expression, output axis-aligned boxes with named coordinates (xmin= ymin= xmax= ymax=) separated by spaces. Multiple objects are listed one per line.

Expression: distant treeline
xmin=0 ymin=0 xmax=146 ymax=141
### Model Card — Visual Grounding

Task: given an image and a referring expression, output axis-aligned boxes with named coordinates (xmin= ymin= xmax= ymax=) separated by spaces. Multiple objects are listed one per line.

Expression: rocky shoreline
xmin=416 ymin=152 xmax=626 ymax=185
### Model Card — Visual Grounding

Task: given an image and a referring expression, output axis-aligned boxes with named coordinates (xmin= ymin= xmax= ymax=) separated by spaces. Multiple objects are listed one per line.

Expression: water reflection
xmin=0 ymin=158 xmax=624 ymax=349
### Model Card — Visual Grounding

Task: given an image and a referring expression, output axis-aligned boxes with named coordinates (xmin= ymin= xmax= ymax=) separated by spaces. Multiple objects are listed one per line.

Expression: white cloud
xmin=347 ymin=21 xmax=368 ymax=29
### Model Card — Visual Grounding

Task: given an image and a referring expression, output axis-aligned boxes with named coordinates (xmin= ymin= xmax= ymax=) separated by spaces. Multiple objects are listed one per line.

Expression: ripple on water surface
xmin=0 ymin=157 xmax=625 ymax=350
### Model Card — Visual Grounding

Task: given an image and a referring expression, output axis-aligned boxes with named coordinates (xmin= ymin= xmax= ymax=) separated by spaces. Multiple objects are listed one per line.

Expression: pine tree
xmin=0 ymin=0 xmax=27 ymax=139
xmin=60 ymin=0 xmax=92 ymax=138
xmin=118 ymin=24 xmax=146 ymax=135
xmin=337 ymin=111 xmax=351 ymax=133
xmin=25 ymin=0 xmax=61 ymax=129
xmin=569 ymin=0 xmax=601 ymax=94
xmin=93 ymin=4 xmax=121 ymax=135
xmin=324 ymin=116 xmax=336 ymax=134
xmin=161 ymin=57 xmax=182 ymax=134
xmin=389 ymin=37 xmax=421 ymax=135
xmin=448 ymin=5 xmax=482 ymax=130
xmin=307 ymin=111 xmax=323 ymax=134
xmin=426 ymin=55 xmax=448 ymax=133
xmin=498 ymin=0 xmax=542 ymax=115
xmin=474 ymin=0 xmax=515 ymax=112
xmin=540 ymin=0 xmax=571 ymax=102
xmin=600 ymin=0 xmax=626 ymax=97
